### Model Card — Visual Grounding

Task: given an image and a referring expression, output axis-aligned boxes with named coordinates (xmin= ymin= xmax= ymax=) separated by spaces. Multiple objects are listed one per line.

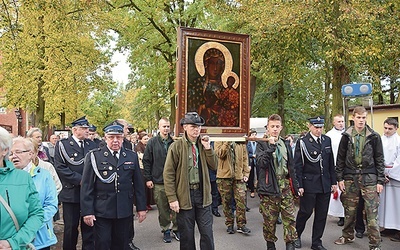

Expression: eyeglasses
xmin=9 ymin=150 xmax=30 ymax=157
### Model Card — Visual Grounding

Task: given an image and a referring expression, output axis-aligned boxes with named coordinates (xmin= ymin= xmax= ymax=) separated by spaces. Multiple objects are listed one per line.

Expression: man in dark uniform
xmin=88 ymin=124 xmax=102 ymax=147
xmin=81 ymin=122 xmax=147 ymax=250
xmin=115 ymin=119 xmax=133 ymax=150
xmin=294 ymin=116 xmax=337 ymax=250
xmin=54 ymin=116 xmax=97 ymax=250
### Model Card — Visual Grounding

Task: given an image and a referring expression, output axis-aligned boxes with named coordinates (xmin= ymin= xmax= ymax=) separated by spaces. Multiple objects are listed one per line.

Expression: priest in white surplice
xmin=378 ymin=118 xmax=400 ymax=242
xmin=326 ymin=114 xmax=345 ymax=226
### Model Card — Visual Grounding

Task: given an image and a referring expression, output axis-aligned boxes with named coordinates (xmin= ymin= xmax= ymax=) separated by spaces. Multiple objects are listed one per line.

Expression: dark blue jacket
xmin=294 ymin=132 xmax=336 ymax=194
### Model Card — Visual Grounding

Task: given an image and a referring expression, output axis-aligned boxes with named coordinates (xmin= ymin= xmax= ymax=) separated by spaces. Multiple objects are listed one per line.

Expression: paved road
xmin=132 ymin=193 xmax=398 ymax=250
xmin=53 ymin=192 xmax=398 ymax=249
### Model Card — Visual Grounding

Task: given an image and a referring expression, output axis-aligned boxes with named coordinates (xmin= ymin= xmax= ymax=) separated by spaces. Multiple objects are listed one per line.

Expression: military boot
xmin=286 ymin=242 xmax=295 ymax=250
xmin=267 ymin=241 xmax=276 ymax=250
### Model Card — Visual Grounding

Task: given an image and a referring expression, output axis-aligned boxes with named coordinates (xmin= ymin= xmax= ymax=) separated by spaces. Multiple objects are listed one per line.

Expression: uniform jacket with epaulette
xmin=294 ymin=133 xmax=336 ymax=194
xmin=54 ymin=137 xmax=97 ymax=203
xmin=80 ymin=146 xmax=146 ymax=219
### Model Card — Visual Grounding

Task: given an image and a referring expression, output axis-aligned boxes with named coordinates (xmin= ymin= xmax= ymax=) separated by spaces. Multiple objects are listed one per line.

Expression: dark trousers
xmin=247 ymin=162 xmax=256 ymax=193
xmin=177 ymin=188 xmax=214 ymax=250
xmin=95 ymin=216 xmax=132 ymax=250
xmin=296 ymin=192 xmax=330 ymax=247
xmin=62 ymin=202 xmax=95 ymax=250
xmin=210 ymin=181 xmax=220 ymax=212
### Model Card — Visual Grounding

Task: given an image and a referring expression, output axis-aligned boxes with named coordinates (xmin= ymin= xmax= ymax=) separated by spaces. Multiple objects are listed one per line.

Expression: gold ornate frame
xmin=175 ymin=27 xmax=251 ymax=137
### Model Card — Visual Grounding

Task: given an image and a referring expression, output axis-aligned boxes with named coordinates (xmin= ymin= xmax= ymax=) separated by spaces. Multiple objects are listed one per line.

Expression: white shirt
xmin=326 ymin=127 xmax=344 ymax=165
xmin=382 ymin=133 xmax=400 ymax=181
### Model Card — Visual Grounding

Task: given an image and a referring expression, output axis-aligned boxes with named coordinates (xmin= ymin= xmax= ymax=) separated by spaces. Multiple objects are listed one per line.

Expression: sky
xmin=111 ymin=50 xmax=130 ymax=85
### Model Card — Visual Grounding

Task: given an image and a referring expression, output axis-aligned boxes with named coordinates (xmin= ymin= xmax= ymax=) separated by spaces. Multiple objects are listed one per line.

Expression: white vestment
xmin=326 ymin=127 xmax=345 ymax=217
xmin=379 ymin=133 xmax=400 ymax=229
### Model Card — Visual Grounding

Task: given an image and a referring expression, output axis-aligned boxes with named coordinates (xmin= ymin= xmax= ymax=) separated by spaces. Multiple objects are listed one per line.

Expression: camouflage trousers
xmin=216 ymin=178 xmax=247 ymax=227
xmin=259 ymin=178 xmax=298 ymax=243
xmin=341 ymin=176 xmax=381 ymax=248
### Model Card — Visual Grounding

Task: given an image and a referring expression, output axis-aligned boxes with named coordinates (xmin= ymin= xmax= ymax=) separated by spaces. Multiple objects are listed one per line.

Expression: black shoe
xmin=246 ymin=207 xmax=250 ymax=212
xmin=163 ymin=230 xmax=172 ymax=243
xmin=293 ymin=238 xmax=301 ymax=248
xmin=311 ymin=245 xmax=327 ymax=250
xmin=237 ymin=225 xmax=251 ymax=235
xmin=337 ymin=217 xmax=344 ymax=226
xmin=172 ymin=231 xmax=180 ymax=241
xmin=128 ymin=241 xmax=140 ymax=250
xmin=227 ymin=225 xmax=235 ymax=234
xmin=356 ymin=232 xmax=364 ymax=238
xmin=212 ymin=210 xmax=221 ymax=217
xmin=277 ymin=216 xmax=282 ymax=224
xmin=286 ymin=242 xmax=295 ymax=250
xmin=267 ymin=241 xmax=276 ymax=250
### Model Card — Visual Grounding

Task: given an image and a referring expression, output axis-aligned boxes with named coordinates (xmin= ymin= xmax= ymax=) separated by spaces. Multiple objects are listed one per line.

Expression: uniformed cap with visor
xmin=103 ymin=122 xmax=124 ymax=135
xmin=71 ymin=116 xmax=90 ymax=127
xmin=308 ymin=116 xmax=325 ymax=127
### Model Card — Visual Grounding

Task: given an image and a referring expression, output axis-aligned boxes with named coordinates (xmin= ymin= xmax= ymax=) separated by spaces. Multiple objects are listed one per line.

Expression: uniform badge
xmin=108 ymin=166 xmax=113 ymax=170
xmin=104 ymin=152 xmax=109 ymax=157
xmin=309 ymin=138 xmax=313 ymax=142
xmin=103 ymin=171 xmax=107 ymax=175
xmin=122 ymin=152 xmax=126 ymax=157
xmin=70 ymin=141 xmax=74 ymax=145
xmin=101 ymin=162 xmax=108 ymax=165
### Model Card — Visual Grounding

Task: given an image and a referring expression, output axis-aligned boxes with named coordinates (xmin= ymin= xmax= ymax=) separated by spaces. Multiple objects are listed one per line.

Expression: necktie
xmin=113 ymin=151 xmax=118 ymax=162
xmin=317 ymin=137 xmax=321 ymax=144
xmin=275 ymin=144 xmax=282 ymax=164
xmin=191 ymin=144 xmax=197 ymax=168
xmin=79 ymin=140 xmax=84 ymax=153
xmin=355 ymin=134 xmax=360 ymax=156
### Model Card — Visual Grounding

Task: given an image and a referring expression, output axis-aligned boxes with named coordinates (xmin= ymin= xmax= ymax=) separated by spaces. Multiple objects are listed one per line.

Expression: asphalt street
xmin=132 ymin=192 xmax=398 ymax=250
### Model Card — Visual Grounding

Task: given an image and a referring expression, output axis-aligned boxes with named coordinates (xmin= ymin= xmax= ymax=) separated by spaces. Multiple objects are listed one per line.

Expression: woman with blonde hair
xmin=10 ymin=137 xmax=58 ymax=250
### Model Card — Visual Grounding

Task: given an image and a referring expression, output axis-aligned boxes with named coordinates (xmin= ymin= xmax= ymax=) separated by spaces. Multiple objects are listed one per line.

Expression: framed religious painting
xmin=175 ymin=27 xmax=251 ymax=138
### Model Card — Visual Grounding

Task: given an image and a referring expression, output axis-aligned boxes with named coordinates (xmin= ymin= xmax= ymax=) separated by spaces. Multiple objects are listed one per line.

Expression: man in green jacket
xmin=164 ymin=112 xmax=217 ymax=250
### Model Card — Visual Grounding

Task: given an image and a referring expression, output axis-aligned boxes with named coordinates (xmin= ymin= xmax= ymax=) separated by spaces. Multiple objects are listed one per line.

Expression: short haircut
xmin=0 ymin=127 xmax=12 ymax=158
xmin=159 ymin=117 xmax=170 ymax=123
xmin=26 ymin=127 xmax=42 ymax=138
xmin=353 ymin=106 xmax=367 ymax=116
xmin=268 ymin=114 xmax=282 ymax=124
xmin=384 ymin=118 xmax=399 ymax=128
xmin=333 ymin=114 xmax=344 ymax=118
xmin=12 ymin=136 xmax=34 ymax=152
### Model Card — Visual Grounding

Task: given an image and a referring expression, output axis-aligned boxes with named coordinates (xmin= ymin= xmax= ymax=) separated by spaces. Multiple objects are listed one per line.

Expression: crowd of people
xmin=1 ymin=107 xmax=399 ymax=250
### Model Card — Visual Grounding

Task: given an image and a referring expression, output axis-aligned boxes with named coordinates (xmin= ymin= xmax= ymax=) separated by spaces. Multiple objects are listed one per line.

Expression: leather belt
xmin=189 ymin=183 xmax=200 ymax=190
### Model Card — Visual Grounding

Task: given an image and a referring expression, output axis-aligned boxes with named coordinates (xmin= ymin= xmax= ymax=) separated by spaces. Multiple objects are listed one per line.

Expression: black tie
xmin=317 ymin=137 xmax=321 ymax=144
xmin=79 ymin=140 xmax=84 ymax=153
xmin=113 ymin=151 xmax=118 ymax=162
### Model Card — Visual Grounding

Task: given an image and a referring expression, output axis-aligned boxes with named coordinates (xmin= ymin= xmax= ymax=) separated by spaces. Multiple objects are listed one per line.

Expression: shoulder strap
xmin=0 ymin=194 xmax=20 ymax=231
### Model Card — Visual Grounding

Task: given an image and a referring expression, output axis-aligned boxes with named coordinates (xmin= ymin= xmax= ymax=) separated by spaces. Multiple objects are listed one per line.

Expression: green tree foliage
xmin=210 ymin=1 xmax=400 ymax=133
xmin=0 ymin=0 xmax=112 ymax=132
xmin=100 ymin=0 xmax=210 ymax=130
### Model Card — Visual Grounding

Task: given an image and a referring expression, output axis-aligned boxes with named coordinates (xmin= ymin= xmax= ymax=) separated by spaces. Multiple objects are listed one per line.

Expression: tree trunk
xmin=332 ymin=62 xmax=350 ymax=119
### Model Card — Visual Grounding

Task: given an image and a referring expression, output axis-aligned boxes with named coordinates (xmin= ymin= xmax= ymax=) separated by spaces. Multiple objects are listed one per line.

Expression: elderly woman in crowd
xmin=0 ymin=128 xmax=44 ymax=250
xmin=10 ymin=137 xmax=58 ymax=250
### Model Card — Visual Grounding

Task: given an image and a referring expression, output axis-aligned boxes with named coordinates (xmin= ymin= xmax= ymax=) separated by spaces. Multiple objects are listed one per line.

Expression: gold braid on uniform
xmin=90 ymin=152 xmax=117 ymax=184
xmin=299 ymin=139 xmax=323 ymax=172
xmin=58 ymin=142 xmax=85 ymax=166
